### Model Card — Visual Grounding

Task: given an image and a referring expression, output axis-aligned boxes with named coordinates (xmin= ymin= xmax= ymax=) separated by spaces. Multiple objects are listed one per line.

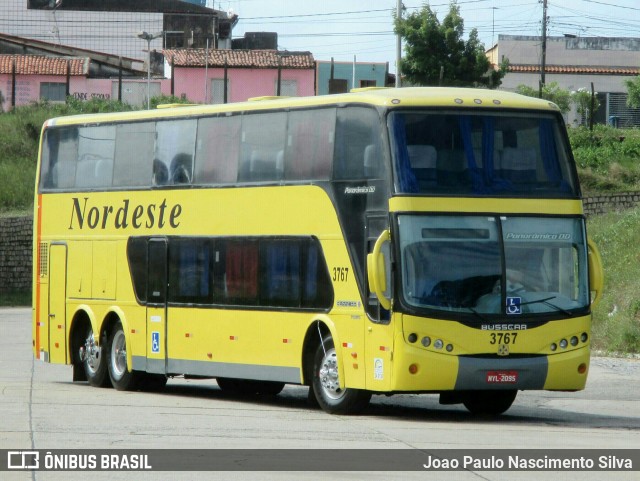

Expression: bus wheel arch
xmin=303 ymin=318 xmax=371 ymax=414
xmin=301 ymin=320 xmax=332 ymax=387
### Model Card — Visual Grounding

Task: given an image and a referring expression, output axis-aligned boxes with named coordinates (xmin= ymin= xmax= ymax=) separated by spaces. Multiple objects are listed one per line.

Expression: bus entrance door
xmin=146 ymin=239 xmax=168 ymax=374
xmin=48 ymin=243 xmax=67 ymax=364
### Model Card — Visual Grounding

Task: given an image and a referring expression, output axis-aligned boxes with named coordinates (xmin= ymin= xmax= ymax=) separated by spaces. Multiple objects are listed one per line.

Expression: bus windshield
xmin=388 ymin=110 xmax=578 ymax=197
xmin=397 ymin=214 xmax=590 ymax=318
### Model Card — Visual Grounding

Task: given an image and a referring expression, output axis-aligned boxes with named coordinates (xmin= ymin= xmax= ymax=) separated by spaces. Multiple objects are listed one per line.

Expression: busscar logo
xmin=7 ymin=451 xmax=39 ymax=470
xmin=481 ymin=324 xmax=527 ymax=331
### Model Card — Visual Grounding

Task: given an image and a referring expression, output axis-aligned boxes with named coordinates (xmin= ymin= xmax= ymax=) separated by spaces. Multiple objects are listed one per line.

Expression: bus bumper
xmin=391 ymin=343 xmax=590 ymax=392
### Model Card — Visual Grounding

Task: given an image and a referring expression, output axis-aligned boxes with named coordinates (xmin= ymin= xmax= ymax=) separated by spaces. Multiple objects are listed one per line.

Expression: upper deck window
xmin=388 ymin=110 xmax=579 ymax=197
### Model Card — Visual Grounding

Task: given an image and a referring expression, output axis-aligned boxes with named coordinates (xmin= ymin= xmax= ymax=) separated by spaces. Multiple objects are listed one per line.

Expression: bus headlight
xmin=434 ymin=339 xmax=444 ymax=350
xmin=421 ymin=336 xmax=431 ymax=347
xmin=559 ymin=339 xmax=568 ymax=349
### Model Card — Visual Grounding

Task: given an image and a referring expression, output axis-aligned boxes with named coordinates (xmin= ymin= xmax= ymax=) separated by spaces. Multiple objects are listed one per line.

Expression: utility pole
xmin=540 ymin=0 xmax=548 ymax=91
xmin=396 ymin=0 xmax=402 ymax=88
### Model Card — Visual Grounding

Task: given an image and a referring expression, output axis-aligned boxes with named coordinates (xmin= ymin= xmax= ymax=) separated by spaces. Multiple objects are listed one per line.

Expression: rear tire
xmin=311 ymin=335 xmax=371 ymax=414
xmin=82 ymin=326 xmax=109 ymax=387
xmin=107 ymin=321 xmax=139 ymax=391
xmin=462 ymin=390 xmax=517 ymax=415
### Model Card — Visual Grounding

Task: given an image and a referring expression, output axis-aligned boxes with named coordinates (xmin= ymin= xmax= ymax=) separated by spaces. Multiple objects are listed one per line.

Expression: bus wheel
xmin=107 ymin=321 xmax=138 ymax=391
xmin=82 ymin=326 xmax=109 ymax=387
xmin=312 ymin=336 xmax=371 ymax=414
xmin=462 ymin=390 xmax=517 ymax=415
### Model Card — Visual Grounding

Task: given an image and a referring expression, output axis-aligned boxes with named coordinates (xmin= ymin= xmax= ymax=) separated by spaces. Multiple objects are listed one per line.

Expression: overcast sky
xmin=209 ymin=0 xmax=640 ymax=73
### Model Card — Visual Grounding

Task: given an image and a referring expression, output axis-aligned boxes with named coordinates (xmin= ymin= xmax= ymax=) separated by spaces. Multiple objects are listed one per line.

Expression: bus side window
xmin=155 ymin=119 xmax=196 ymax=187
xmin=194 ymin=115 xmax=241 ymax=184
xmin=113 ymin=122 xmax=154 ymax=187
xmin=41 ymin=127 xmax=79 ymax=190
xmin=239 ymin=112 xmax=286 ymax=183
xmin=75 ymin=125 xmax=116 ymax=188
xmin=286 ymin=108 xmax=335 ymax=181
xmin=334 ymin=107 xmax=382 ymax=180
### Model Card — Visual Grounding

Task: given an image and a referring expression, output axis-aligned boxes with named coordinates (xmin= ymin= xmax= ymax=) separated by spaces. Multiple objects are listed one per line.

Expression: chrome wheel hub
xmin=110 ymin=330 xmax=127 ymax=380
xmin=319 ymin=348 xmax=344 ymax=400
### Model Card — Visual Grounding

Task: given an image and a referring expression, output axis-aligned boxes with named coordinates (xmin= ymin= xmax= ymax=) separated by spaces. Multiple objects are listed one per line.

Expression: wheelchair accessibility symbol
xmin=151 ymin=331 xmax=160 ymax=353
xmin=506 ymin=297 xmax=522 ymax=315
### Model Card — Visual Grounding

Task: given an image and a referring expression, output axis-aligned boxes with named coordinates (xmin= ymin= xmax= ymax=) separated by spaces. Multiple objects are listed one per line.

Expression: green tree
xmin=571 ymin=87 xmax=600 ymax=126
xmin=394 ymin=1 xmax=505 ymax=88
xmin=624 ymin=75 xmax=640 ymax=108
xmin=515 ymin=82 xmax=571 ymax=114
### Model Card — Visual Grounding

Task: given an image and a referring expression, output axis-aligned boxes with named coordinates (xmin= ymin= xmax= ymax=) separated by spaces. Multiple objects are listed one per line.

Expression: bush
xmin=588 ymin=207 xmax=640 ymax=353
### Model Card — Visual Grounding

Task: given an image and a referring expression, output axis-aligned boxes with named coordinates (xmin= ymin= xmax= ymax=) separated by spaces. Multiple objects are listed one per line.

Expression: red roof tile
xmin=164 ymin=49 xmax=315 ymax=69
xmin=506 ymin=64 xmax=640 ymax=75
xmin=0 ymin=55 xmax=89 ymax=76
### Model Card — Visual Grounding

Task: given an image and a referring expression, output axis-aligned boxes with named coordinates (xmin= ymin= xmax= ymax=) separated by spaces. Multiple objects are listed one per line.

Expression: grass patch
xmin=588 ymin=206 xmax=640 ymax=353
xmin=0 ymin=290 xmax=31 ymax=307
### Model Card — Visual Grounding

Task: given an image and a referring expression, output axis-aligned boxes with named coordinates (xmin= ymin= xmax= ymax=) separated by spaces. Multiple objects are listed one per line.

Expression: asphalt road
xmin=1 ymin=307 xmax=639 ymax=481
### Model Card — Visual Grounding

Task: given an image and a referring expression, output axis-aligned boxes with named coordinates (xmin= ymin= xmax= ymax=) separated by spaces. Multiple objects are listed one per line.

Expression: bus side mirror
xmin=587 ymin=238 xmax=604 ymax=309
xmin=367 ymin=230 xmax=391 ymax=310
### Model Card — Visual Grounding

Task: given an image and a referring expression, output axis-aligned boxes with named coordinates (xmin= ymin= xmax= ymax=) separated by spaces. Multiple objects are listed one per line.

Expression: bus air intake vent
xmin=39 ymin=242 xmax=48 ymax=277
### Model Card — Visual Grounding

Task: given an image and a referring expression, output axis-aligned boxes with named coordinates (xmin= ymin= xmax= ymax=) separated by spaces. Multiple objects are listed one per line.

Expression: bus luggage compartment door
xmin=48 ymin=243 xmax=68 ymax=364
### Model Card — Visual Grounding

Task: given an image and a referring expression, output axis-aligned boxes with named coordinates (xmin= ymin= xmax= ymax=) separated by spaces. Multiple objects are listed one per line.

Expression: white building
xmin=2 ymin=0 xmax=237 ymax=73
xmin=488 ymin=35 xmax=640 ymax=127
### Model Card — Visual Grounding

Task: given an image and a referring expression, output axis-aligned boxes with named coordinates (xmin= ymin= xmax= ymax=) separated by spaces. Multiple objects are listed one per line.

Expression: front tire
xmin=107 ymin=321 xmax=138 ymax=391
xmin=462 ymin=390 xmax=517 ymax=415
xmin=311 ymin=335 xmax=371 ymax=414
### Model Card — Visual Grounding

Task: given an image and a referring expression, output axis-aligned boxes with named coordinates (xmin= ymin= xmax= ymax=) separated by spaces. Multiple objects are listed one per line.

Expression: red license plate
xmin=486 ymin=370 xmax=518 ymax=384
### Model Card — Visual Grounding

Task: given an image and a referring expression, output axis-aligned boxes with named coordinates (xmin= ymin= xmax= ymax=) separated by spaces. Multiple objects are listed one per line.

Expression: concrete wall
xmin=2 ymin=192 xmax=639 ymax=296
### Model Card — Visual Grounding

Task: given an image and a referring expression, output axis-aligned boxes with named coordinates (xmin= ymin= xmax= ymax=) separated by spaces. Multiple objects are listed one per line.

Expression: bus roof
xmin=45 ymin=87 xmax=560 ymax=127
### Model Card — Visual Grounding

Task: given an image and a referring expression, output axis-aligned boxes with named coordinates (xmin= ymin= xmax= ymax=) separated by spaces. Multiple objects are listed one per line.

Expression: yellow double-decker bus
xmin=33 ymin=87 xmax=603 ymax=415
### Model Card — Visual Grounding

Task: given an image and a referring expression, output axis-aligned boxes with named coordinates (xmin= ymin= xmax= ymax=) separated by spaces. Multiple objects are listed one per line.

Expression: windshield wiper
xmin=520 ymin=296 xmax=573 ymax=316
xmin=466 ymin=306 xmax=491 ymax=322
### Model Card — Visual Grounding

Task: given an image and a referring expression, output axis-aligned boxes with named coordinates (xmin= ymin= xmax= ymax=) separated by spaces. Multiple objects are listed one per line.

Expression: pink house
xmin=0 ymin=54 xmax=148 ymax=111
xmin=0 ymin=55 xmax=90 ymax=111
xmin=164 ymin=49 xmax=316 ymax=103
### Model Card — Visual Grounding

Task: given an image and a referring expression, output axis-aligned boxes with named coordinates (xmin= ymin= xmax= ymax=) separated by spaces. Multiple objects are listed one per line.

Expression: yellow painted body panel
xmin=390 ymin=197 xmax=584 ymax=216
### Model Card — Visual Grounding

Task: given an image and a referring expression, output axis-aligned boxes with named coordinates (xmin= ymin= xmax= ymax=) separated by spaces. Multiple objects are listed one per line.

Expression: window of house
xmin=40 ymin=82 xmax=66 ymax=102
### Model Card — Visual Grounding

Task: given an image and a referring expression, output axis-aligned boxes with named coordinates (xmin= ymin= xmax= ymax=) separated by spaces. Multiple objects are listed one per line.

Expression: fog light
xmin=578 ymin=363 xmax=587 ymax=374
xmin=570 ymin=336 xmax=578 ymax=346
xmin=409 ymin=363 xmax=419 ymax=374
xmin=421 ymin=336 xmax=431 ymax=347
xmin=434 ymin=339 xmax=444 ymax=349
xmin=550 ymin=343 xmax=557 ymax=352
xmin=408 ymin=333 xmax=418 ymax=343
xmin=446 ymin=344 xmax=453 ymax=352
xmin=559 ymin=339 xmax=568 ymax=349
xmin=581 ymin=332 xmax=588 ymax=343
